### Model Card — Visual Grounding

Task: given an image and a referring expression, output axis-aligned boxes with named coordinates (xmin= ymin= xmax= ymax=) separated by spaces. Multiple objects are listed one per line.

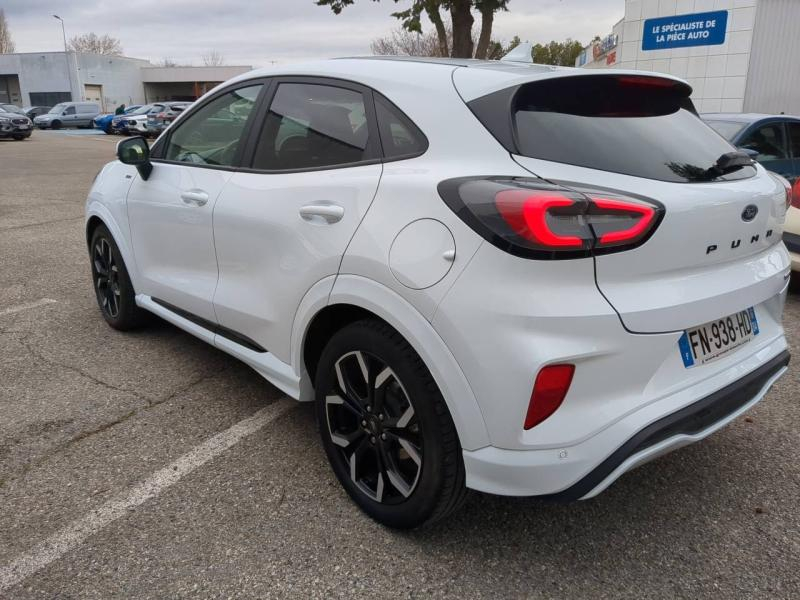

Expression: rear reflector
xmin=524 ymin=364 xmax=575 ymax=430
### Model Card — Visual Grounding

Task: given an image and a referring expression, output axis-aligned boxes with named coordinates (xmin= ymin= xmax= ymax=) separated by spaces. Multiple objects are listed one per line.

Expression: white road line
xmin=0 ymin=298 xmax=57 ymax=318
xmin=0 ymin=399 xmax=294 ymax=592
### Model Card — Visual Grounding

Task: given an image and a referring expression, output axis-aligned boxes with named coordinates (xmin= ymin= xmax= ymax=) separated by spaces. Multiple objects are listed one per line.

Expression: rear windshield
xmin=506 ymin=76 xmax=755 ymax=183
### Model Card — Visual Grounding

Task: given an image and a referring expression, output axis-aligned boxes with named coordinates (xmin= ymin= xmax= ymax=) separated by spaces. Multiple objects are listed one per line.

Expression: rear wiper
xmin=704 ymin=151 xmax=755 ymax=179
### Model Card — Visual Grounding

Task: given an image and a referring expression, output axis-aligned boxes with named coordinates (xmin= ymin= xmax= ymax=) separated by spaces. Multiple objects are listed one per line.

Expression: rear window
xmin=473 ymin=75 xmax=755 ymax=183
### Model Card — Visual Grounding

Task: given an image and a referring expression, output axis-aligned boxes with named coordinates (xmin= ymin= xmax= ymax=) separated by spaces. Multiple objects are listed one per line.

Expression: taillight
xmin=792 ymin=179 xmax=800 ymax=210
xmin=439 ymin=177 xmax=663 ymax=259
xmin=524 ymin=364 xmax=575 ymax=430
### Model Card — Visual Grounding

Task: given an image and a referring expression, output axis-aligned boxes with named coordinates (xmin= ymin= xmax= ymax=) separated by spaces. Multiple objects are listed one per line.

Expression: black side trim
xmin=151 ymin=298 xmax=267 ymax=353
xmin=542 ymin=349 xmax=791 ymax=502
xmin=784 ymin=231 xmax=800 ymax=254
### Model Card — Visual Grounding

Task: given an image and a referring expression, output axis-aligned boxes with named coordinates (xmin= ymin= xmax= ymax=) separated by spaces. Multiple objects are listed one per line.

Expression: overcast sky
xmin=3 ymin=0 xmax=622 ymax=67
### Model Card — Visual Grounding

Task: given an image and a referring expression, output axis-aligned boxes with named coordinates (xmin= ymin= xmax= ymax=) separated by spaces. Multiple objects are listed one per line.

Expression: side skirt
xmin=135 ymin=294 xmax=301 ymax=400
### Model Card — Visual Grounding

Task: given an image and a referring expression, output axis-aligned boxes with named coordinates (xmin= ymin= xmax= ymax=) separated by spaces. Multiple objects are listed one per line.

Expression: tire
xmin=315 ymin=319 xmax=467 ymax=529
xmin=89 ymin=224 xmax=147 ymax=330
xmin=12 ymin=135 xmax=24 ymax=141
xmin=50 ymin=120 xmax=62 ymax=130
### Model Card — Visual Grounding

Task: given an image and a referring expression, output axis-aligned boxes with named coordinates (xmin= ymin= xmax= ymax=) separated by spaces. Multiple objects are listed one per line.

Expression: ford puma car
xmin=85 ymin=58 xmax=792 ymax=528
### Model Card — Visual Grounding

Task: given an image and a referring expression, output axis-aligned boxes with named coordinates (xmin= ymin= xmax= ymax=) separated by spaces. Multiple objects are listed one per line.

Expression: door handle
xmin=180 ymin=190 xmax=209 ymax=206
xmin=299 ymin=203 xmax=345 ymax=224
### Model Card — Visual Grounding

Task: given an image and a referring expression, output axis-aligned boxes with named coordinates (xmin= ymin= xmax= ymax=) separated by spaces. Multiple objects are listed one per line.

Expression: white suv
xmin=85 ymin=58 xmax=792 ymax=528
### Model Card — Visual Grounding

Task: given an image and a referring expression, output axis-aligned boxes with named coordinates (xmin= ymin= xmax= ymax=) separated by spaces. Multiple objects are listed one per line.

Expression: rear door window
xmin=479 ymin=75 xmax=755 ymax=183
xmin=251 ymin=83 xmax=372 ymax=171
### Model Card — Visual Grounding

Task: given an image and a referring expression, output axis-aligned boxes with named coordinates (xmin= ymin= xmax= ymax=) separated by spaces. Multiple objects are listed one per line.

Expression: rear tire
xmin=315 ymin=319 xmax=467 ymax=529
xmin=89 ymin=224 xmax=147 ymax=330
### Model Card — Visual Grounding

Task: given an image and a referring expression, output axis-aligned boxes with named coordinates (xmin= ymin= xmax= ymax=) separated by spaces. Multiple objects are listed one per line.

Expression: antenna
xmin=500 ymin=42 xmax=533 ymax=64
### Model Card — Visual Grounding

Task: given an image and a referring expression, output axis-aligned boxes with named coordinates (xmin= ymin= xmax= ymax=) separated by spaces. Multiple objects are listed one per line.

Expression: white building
xmin=0 ymin=51 xmax=252 ymax=110
xmin=576 ymin=0 xmax=800 ymax=114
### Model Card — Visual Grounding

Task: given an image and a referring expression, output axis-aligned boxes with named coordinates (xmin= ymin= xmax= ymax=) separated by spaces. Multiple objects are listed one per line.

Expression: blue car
xmin=702 ymin=113 xmax=800 ymax=186
xmin=93 ymin=106 xmax=142 ymax=134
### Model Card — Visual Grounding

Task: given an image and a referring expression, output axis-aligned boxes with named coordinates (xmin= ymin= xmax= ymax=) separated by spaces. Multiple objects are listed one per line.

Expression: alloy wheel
xmin=93 ymin=238 xmax=121 ymax=318
xmin=325 ymin=350 xmax=423 ymax=504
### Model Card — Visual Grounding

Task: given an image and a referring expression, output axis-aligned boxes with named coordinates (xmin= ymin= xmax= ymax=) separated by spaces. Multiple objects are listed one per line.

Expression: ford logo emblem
xmin=741 ymin=205 xmax=758 ymax=222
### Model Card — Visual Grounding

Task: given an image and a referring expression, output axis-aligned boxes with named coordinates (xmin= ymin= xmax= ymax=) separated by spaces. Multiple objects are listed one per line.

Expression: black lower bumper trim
xmin=541 ymin=349 xmax=790 ymax=502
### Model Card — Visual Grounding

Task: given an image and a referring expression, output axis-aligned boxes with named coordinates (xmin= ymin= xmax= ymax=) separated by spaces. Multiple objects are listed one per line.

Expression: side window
xmin=739 ymin=123 xmax=788 ymax=162
xmin=165 ymin=84 xmax=262 ymax=167
xmin=788 ymin=122 xmax=800 ymax=159
xmin=375 ymin=95 xmax=427 ymax=159
xmin=252 ymin=83 xmax=370 ymax=171
xmin=64 ymin=106 xmax=76 ymax=115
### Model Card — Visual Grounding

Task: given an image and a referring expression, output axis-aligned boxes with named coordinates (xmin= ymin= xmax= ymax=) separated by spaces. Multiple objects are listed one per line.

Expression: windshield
xmin=703 ymin=119 xmax=747 ymax=142
xmin=129 ymin=105 xmax=155 ymax=115
xmin=48 ymin=103 xmax=68 ymax=114
xmin=1 ymin=104 xmax=24 ymax=114
xmin=507 ymin=76 xmax=755 ymax=183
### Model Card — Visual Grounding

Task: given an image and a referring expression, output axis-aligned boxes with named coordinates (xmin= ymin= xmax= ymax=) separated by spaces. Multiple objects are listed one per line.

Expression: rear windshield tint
xmin=479 ymin=76 xmax=755 ymax=183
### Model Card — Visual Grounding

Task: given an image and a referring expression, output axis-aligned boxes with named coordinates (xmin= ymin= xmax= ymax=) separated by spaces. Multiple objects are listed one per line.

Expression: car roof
xmin=702 ymin=112 xmax=800 ymax=123
xmin=225 ymin=56 xmax=690 ymax=102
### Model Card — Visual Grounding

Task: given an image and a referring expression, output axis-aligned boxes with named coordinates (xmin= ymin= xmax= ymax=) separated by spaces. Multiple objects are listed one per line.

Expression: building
xmin=0 ymin=51 xmax=252 ymax=110
xmin=576 ymin=0 xmax=800 ymax=114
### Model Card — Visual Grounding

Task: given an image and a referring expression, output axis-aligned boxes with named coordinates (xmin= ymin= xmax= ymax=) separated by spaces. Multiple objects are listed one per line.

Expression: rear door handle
xmin=180 ymin=190 xmax=209 ymax=206
xmin=299 ymin=203 xmax=345 ymax=224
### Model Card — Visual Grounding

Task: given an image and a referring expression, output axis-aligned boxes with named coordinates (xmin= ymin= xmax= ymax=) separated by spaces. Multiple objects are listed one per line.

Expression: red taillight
xmin=438 ymin=177 xmax=663 ymax=259
xmin=524 ymin=364 xmax=575 ymax=430
xmin=495 ymin=190 xmax=586 ymax=249
xmin=791 ymin=179 xmax=800 ymax=210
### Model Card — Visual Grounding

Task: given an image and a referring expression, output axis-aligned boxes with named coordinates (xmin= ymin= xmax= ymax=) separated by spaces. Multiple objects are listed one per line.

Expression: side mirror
xmin=737 ymin=147 xmax=759 ymax=159
xmin=117 ymin=136 xmax=153 ymax=180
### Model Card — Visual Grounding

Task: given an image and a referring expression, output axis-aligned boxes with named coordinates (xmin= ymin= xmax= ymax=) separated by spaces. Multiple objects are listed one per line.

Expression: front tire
xmin=89 ymin=224 xmax=147 ymax=330
xmin=50 ymin=120 xmax=61 ymax=130
xmin=315 ymin=319 xmax=467 ymax=529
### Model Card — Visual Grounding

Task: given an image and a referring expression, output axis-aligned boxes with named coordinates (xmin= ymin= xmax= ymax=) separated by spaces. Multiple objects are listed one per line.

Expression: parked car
xmin=0 ymin=105 xmax=32 ymax=140
xmin=703 ymin=113 xmax=800 ymax=271
xmin=86 ymin=60 xmax=792 ymax=528
xmin=22 ymin=106 xmax=52 ymax=120
xmin=145 ymin=101 xmax=192 ymax=137
xmin=111 ymin=104 xmax=165 ymax=135
xmin=34 ymin=102 xmax=101 ymax=129
xmin=93 ymin=105 xmax=142 ymax=135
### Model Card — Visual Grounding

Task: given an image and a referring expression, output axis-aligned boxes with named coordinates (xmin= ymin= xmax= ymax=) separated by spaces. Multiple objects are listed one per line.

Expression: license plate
xmin=679 ymin=308 xmax=759 ymax=368
xmin=18 ymin=124 xmax=29 ymax=130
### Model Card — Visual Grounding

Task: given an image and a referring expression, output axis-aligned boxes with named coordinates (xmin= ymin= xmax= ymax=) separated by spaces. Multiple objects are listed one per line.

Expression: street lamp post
xmin=52 ymin=15 xmax=74 ymax=101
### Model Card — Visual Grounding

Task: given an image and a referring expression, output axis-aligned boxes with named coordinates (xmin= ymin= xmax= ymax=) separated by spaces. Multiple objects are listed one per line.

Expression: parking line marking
xmin=0 ymin=298 xmax=57 ymax=318
xmin=0 ymin=399 xmax=294 ymax=592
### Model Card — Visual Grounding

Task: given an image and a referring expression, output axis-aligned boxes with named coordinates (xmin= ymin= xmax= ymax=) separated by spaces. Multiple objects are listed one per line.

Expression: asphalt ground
xmin=0 ymin=130 xmax=798 ymax=599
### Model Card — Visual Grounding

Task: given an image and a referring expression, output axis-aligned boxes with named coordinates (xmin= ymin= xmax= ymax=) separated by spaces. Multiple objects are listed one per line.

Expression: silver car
xmin=34 ymin=102 xmax=101 ymax=130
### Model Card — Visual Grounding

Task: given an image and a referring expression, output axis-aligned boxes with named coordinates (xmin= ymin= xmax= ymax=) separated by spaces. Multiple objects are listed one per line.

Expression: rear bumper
xmin=462 ymin=341 xmax=789 ymax=498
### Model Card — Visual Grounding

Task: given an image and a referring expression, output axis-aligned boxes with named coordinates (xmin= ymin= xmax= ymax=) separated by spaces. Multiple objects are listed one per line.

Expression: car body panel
xmin=85 ymin=58 xmax=790 ymax=500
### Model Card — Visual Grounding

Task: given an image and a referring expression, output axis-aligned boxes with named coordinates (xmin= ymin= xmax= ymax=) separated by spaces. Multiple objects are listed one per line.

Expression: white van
xmin=33 ymin=102 xmax=101 ymax=130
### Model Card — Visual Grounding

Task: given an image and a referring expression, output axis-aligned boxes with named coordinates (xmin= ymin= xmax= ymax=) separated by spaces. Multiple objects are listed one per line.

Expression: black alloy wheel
xmin=325 ymin=350 xmax=423 ymax=504
xmin=89 ymin=224 xmax=147 ymax=330
xmin=315 ymin=319 xmax=467 ymax=529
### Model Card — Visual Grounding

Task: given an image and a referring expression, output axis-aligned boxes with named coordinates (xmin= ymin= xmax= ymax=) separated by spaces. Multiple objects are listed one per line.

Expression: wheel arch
xmin=84 ymin=203 xmax=141 ymax=290
xmin=292 ymin=274 xmax=490 ymax=451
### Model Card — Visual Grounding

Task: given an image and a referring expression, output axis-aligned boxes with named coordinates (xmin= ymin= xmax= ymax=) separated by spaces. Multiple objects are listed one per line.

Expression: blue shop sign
xmin=642 ymin=10 xmax=728 ymax=51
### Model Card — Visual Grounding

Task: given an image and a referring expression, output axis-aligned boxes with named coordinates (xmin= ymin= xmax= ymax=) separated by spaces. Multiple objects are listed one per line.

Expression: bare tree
xmin=0 ymin=9 xmax=15 ymax=54
xmin=202 ymin=50 xmax=225 ymax=67
xmin=371 ymin=28 xmax=444 ymax=57
xmin=158 ymin=57 xmax=180 ymax=67
xmin=68 ymin=33 xmax=123 ymax=55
